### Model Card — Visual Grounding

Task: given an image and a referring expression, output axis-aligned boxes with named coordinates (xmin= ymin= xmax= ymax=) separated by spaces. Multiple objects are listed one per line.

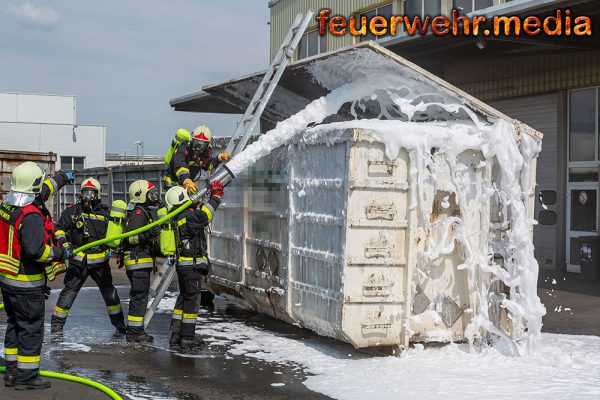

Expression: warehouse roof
xmin=170 ymin=41 xmax=542 ymax=139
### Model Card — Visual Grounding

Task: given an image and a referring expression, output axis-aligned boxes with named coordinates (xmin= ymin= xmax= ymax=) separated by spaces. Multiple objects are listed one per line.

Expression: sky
xmin=0 ymin=1 xmax=270 ymax=155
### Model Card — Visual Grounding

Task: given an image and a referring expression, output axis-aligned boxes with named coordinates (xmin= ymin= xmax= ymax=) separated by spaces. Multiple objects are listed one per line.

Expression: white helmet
xmin=129 ymin=180 xmax=158 ymax=205
xmin=11 ymin=161 xmax=45 ymax=194
xmin=81 ymin=177 xmax=101 ymax=198
xmin=165 ymin=186 xmax=190 ymax=210
xmin=3 ymin=161 xmax=46 ymax=207
xmin=192 ymin=125 xmax=212 ymax=143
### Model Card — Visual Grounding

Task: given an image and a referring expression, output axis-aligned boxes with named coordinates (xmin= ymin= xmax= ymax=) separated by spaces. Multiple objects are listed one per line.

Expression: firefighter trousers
xmin=1 ymin=287 xmax=45 ymax=383
xmin=170 ymin=267 xmax=203 ymax=338
xmin=51 ymin=262 xmax=125 ymax=330
xmin=126 ymin=268 xmax=152 ymax=335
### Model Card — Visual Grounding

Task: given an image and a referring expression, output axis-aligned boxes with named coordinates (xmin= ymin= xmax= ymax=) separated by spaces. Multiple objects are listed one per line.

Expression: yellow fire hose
xmin=0 ymin=366 xmax=122 ymax=399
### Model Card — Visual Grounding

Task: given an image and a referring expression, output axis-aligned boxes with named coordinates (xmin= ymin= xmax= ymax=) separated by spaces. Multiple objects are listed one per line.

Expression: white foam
xmin=196 ymin=319 xmax=600 ymax=400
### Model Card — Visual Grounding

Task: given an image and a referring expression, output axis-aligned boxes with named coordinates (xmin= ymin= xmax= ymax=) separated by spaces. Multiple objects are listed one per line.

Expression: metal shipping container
xmin=197 ymin=43 xmax=543 ymax=349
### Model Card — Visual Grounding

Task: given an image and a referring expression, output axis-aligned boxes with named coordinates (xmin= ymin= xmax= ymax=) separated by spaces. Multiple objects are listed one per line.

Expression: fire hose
xmin=0 ymin=366 xmax=122 ymax=399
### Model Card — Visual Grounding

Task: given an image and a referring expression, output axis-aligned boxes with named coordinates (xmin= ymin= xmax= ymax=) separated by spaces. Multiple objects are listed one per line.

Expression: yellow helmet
xmin=81 ymin=177 xmax=101 ymax=198
xmin=128 ymin=180 xmax=158 ymax=204
xmin=165 ymin=186 xmax=190 ymax=211
xmin=11 ymin=161 xmax=45 ymax=194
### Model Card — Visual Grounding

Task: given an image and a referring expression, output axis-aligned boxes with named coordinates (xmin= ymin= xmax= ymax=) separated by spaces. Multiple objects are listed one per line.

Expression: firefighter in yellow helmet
xmin=164 ymin=180 xmax=223 ymax=350
xmin=51 ymin=178 xmax=126 ymax=336
xmin=122 ymin=180 xmax=161 ymax=343
xmin=164 ymin=125 xmax=232 ymax=195
xmin=0 ymin=162 xmax=73 ymax=390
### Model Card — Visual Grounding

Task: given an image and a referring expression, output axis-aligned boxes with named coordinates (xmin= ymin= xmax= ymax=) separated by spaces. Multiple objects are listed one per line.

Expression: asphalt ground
xmin=0 ymin=265 xmax=599 ymax=399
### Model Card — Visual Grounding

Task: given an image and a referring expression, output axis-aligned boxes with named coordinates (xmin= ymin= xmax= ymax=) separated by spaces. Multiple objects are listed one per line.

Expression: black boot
xmin=50 ymin=315 xmax=66 ymax=334
xmin=169 ymin=332 xmax=181 ymax=347
xmin=126 ymin=332 xmax=154 ymax=343
xmin=180 ymin=335 xmax=205 ymax=350
xmin=3 ymin=368 xmax=16 ymax=387
xmin=114 ymin=323 xmax=127 ymax=336
xmin=15 ymin=377 xmax=51 ymax=391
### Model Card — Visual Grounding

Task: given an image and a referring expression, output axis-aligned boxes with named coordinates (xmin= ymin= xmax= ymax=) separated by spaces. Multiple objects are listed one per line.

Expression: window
xmin=569 ymin=88 xmax=596 ymax=162
xmin=297 ymin=30 xmax=326 ymax=60
xmin=452 ymin=0 xmax=494 ymax=14
xmin=61 ymin=156 xmax=85 ymax=171
xmin=405 ymin=0 xmax=442 ymax=18
xmin=359 ymin=3 xmax=393 ymax=42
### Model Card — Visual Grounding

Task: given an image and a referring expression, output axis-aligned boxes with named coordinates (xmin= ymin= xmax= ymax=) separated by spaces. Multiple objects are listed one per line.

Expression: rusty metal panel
xmin=0 ymin=150 xmax=56 ymax=213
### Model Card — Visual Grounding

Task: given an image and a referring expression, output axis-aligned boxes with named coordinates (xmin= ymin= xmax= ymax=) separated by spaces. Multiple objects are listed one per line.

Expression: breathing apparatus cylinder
xmin=105 ymin=200 xmax=127 ymax=248
xmin=164 ymin=128 xmax=191 ymax=168
xmin=157 ymin=207 xmax=176 ymax=256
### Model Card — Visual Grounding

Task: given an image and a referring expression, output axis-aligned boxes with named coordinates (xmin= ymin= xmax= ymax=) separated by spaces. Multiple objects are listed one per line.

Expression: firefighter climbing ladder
xmin=144 ymin=9 xmax=315 ymax=328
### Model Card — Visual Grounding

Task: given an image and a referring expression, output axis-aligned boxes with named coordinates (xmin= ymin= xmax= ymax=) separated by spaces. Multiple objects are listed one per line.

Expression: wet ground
xmin=1 ymin=266 xmax=600 ymax=399
xmin=0 ymin=268 xmax=337 ymax=399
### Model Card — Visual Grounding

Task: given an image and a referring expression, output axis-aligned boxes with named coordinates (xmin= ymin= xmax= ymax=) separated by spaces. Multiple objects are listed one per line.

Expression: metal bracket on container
xmin=368 ymin=159 xmax=397 ymax=175
xmin=364 ymin=233 xmax=393 ymax=258
xmin=362 ymin=274 xmax=393 ymax=297
xmin=366 ymin=201 xmax=396 ymax=220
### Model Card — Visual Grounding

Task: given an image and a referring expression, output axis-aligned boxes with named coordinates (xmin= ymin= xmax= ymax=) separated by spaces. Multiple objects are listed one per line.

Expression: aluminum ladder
xmin=144 ymin=9 xmax=314 ymax=329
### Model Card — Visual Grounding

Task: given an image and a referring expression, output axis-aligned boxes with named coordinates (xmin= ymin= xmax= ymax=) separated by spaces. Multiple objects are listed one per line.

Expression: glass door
xmin=567 ymin=87 xmax=599 ymax=272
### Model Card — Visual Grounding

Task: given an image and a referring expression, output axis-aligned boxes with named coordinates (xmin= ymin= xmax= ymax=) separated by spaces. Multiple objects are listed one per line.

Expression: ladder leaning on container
xmin=143 ymin=9 xmax=316 ymax=328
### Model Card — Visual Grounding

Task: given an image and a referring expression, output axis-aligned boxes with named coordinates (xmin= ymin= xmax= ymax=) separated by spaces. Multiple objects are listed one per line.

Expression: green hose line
xmin=0 ymin=303 xmax=3 ymax=310
xmin=0 ymin=366 xmax=122 ymax=399
xmin=74 ymin=198 xmax=194 ymax=254
xmin=73 ymin=165 xmax=234 ymax=255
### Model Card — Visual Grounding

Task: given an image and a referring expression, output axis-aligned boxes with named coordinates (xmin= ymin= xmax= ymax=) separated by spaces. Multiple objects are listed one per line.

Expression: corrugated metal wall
xmin=53 ymin=164 xmax=165 ymax=217
xmin=269 ymin=0 xmax=404 ymax=58
xmin=489 ymin=93 xmax=559 ymax=270
xmin=444 ymin=51 xmax=600 ymax=101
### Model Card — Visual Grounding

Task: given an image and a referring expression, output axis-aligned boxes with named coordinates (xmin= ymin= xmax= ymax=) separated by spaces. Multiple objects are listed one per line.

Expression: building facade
xmin=172 ymin=0 xmax=600 ymax=275
xmin=0 ymin=92 xmax=106 ymax=170
xmin=266 ymin=0 xmax=600 ymax=274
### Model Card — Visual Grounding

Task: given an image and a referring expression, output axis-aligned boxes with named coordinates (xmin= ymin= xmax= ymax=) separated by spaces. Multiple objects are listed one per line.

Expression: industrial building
xmin=0 ymin=92 xmax=106 ymax=170
xmin=171 ymin=0 xmax=600 ymax=276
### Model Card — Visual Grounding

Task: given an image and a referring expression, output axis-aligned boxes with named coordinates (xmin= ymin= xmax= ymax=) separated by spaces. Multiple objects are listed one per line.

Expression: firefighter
xmin=164 ymin=180 xmax=223 ymax=350
xmin=50 ymin=178 xmax=126 ymax=336
xmin=0 ymin=162 xmax=73 ymax=390
xmin=122 ymin=180 xmax=161 ymax=343
xmin=164 ymin=125 xmax=231 ymax=194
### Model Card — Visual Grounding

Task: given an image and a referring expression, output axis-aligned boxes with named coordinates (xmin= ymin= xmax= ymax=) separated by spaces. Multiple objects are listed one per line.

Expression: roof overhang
xmin=170 ymin=41 xmax=542 ymax=139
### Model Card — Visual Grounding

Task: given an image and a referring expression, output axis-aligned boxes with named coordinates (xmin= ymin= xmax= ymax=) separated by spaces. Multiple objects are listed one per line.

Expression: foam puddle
xmin=195 ymin=319 xmax=600 ymax=400
xmin=226 ymin=47 xmax=545 ymax=354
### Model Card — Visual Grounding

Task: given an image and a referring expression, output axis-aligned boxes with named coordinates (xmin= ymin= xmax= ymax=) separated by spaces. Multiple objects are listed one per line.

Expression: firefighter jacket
xmin=122 ymin=205 xmax=159 ymax=271
xmin=0 ymin=173 xmax=69 ymax=291
xmin=54 ymin=202 xmax=110 ymax=267
xmin=166 ymin=143 xmax=221 ymax=186
xmin=174 ymin=195 xmax=221 ymax=268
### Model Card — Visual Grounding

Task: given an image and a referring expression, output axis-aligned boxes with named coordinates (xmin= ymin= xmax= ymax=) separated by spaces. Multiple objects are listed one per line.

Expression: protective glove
xmin=183 ymin=179 xmax=198 ymax=195
xmin=43 ymin=285 xmax=51 ymax=300
xmin=65 ymin=171 xmax=75 ymax=184
xmin=62 ymin=242 xmax=74 ymax=260
xmin=218 ymin=152 xmax=232 ymax=162
xmin=210 ymin=180 xmax=224 ymax=197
